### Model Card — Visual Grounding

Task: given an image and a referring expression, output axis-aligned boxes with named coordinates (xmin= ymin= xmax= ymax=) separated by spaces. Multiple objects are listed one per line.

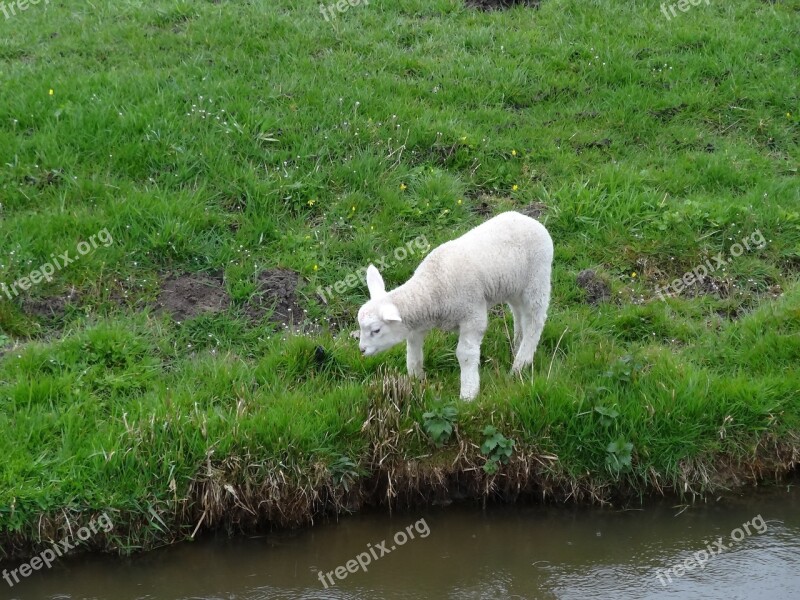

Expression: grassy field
xmin=0 ymin=0 xmax=798 ymax=557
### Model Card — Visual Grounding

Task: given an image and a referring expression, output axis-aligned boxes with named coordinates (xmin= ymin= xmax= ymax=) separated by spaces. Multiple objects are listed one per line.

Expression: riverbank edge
xmin=1 ymin=431 xmax=797 ymax=562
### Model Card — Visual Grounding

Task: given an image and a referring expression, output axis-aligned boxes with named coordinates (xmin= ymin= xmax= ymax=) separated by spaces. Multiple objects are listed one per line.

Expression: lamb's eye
xmin=371 ymin=328 xmax=381 ymax=335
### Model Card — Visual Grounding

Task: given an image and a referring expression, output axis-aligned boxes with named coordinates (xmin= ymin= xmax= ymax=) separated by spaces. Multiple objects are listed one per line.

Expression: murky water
xmin=4 ymin=483 xmax=799 ymax=600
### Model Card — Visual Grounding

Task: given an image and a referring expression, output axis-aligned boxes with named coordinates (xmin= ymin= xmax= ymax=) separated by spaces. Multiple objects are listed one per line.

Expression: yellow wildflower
xmin=313 ymin=264 xmax=319 ymax=271
xmin=511 ymin=149 xmax=517 ymax=156
xmin=399 ymin=183 xmax=407 ymax=191
xmin=49 ymin=89 xmax=54 ymax=95
xmin=307 ymin=199 xmax=316 ymax=206
xmin=512 ymin=184 xmax=519 ymax=191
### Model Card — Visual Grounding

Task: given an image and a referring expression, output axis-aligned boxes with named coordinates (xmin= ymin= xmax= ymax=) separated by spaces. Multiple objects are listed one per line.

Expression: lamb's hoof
xmin=511 ymin=364 xmax=530 ymax=377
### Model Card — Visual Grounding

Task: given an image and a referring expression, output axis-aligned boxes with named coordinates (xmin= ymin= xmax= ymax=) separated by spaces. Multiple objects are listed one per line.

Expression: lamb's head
xmin=356 ymin=265 xmax=407 ymax=356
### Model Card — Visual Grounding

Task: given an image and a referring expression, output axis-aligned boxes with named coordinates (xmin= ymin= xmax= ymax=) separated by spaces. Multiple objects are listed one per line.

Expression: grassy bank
xmin=1 ymin=0 xmax=798 ymax=558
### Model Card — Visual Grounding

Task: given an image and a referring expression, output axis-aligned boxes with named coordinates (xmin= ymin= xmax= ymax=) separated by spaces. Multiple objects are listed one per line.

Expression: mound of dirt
xmin=576 ymin=269 xmax=611 ymax=305
xmin=245 ymin=268 xmax=307 ymax=326
xmin=156 ymin=273 xmax=230 ymax=321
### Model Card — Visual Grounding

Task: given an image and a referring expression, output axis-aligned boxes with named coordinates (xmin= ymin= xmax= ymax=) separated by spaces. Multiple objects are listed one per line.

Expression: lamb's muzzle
xmin=356 ymin=211 xmax=553 ymax=400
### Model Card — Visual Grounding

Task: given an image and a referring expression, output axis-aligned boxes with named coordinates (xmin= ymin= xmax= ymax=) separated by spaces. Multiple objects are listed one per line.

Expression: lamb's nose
xmin=359 ymin=345 xmax=366 ymax=353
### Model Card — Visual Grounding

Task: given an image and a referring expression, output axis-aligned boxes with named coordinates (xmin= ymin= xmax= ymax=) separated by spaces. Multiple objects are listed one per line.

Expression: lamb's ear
xmin=380 ymin=303 xmax=402 ymax=323
xmin=366 ymin=264 xmax=386 ymax=299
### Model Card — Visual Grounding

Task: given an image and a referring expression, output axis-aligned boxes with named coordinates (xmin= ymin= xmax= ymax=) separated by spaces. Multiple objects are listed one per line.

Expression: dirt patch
xmin=22 ymin=169 xmax=62 ymax=189
xmin=576 ymin=269 xmax=611 ymax=305
xmin=156 ymin=272 xmax=230 ymax=321
xmin=245 ymin=268 xmax=307 ymax=327
xmin=468 ymin=193 xmax=512 ymax=217
xmin=650 ymin=103 xmax=687 ymax=122
xmin=520 ymin=201 xmax=548 ymax=219
xmin=467 ymin=196 xmax=548 ymax=220
xmin=472 ymin=198 xmax=493 ymax=217
xmin=678 ymin=275 xmax=732 ymax=299
xmin=21 ymin=289 xmax=80 ymax=322
xmin=466 ymin=0 xmax=540 ymax=10
xmin=574 ymin=138 xmax=612 ymax=154
xmin=154 ymin=269 xmax=310 ymax=328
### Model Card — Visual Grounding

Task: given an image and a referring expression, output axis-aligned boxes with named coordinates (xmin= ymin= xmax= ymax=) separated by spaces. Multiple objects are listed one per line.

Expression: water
xmin=3 ymin=483 xmax=799 ymax=600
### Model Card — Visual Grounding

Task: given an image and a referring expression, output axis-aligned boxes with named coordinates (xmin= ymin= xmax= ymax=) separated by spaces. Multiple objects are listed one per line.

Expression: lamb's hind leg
xmin=508 ymin=300 xmax=523 ymax=353
xmin=511 ymin=285 xmax=551 ymax=375
xmin=457 ymin=314 xmax=487 ymax=401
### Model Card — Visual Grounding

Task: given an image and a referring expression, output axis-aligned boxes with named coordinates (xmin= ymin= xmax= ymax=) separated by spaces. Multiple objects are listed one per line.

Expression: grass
xmin=0 ymin=0 xmax=798 ymax=557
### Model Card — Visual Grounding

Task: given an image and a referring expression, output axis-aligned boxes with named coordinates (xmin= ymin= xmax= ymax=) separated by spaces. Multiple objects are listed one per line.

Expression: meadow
xmin=0 ymin=0 xmax=798 ymax=556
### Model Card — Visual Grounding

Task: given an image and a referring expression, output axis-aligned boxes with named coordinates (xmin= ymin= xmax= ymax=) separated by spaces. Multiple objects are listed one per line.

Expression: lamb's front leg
xmin=406 ymin=331 xmax=426 ymax=379
xmin=456 ymin=328 xmax=485 ymax=401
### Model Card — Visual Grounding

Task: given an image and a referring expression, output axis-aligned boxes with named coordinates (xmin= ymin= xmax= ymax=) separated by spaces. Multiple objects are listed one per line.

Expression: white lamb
xmin=357 ymin=211 xmax=553 ymax=400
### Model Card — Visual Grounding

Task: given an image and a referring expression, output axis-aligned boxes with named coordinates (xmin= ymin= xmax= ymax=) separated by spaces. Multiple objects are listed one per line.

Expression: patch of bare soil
xmin=245 ymin=268 xmax=307 ymax=327
xmin=468 ymin=193 xmax=511 ymax=217
xmin=574 ymin=137 xmax=612 ymax=154
xmin=22 ymin=168 xmax=62 ymax=189
xmin=467 ymin=195 xmax=548 ymax=221
xmin=678 ymin=275 xmax=732 ymax=299
xmin=520 ymin=201 xmax=548 ymax=219
xmin=156 ymin=272 xmax=230 ymax=321
xmin=576 ymin=269 xmax=611 ymax=305
xmin=472 ymin=197 xmax=494 ymax=217
xmin=650 ymin=103 xmax=687 ymax=122
xmin=21 ymin=288 xmax=80 ymax=322
xmin=466 ymin=0 xmax=540 ymax=10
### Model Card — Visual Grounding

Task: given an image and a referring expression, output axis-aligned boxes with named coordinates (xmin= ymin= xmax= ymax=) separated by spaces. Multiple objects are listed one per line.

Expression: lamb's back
xmin=414 ymin=212 xmax=550 ymax=303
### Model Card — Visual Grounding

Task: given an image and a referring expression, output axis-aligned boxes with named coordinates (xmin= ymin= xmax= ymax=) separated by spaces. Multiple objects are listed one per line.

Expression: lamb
xmin=357 ymin=211 xmax=553 ymax=400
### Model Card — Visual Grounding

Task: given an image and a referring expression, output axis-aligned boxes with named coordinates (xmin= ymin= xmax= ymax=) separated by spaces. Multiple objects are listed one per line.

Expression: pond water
xmin=4 ymin=483 xmax=799 ymax=599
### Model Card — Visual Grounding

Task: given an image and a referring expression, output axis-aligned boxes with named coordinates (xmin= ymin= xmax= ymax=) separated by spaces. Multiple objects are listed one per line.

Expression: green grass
xmin=1 ymin=0 xmax=798 ymax=555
